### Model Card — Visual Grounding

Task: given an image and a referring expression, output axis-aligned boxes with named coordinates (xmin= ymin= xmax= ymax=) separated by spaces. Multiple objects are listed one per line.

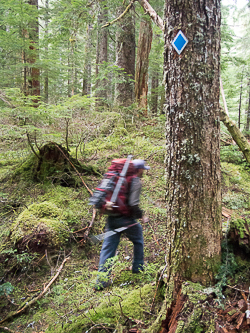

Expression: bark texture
xmin=95 ymin=2 xmax=108 ymax=109
xmin=164 ymin=0 xmax=221 ymax=286
xmin=115 ymin=7 xmax=135 ymax=106
xmin=151 ymin=71 xmax=159 ymax=115
xmin=27 ymin=0 xmax=40 ymax=99
xmin=135 ymin=17 xmax=153 ymax=114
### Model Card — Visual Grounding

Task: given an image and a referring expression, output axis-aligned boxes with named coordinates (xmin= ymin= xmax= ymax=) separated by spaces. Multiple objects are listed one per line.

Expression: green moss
xmin=46 ymin=284 xmax=155 ymax=333
xmin=231 ymin=217 xmax=249 ymax=239
xmin=11 ymin=201 xmax=69 ymax=247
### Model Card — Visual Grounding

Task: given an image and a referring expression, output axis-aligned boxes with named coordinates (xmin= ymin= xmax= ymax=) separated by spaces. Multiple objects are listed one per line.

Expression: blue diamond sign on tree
xmin=171 ymin=30 xmax=188 ymax=55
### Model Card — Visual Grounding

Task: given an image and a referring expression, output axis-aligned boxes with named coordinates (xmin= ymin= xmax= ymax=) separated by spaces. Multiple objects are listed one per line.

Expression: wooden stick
xmin=102 ymin=0 xmax=135 ymax=28
xmin=0 ymin=326 xmax=16 ymax=333
xmin=0 ymin=257 xmax=70 ymax=324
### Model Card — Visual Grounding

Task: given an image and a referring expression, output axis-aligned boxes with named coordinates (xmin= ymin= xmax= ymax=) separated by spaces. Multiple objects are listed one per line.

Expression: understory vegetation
xmin=0 ymin=99 xmax=250 ymax=332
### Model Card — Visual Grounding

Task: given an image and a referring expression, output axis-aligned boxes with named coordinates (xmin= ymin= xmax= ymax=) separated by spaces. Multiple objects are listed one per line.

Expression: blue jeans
xmin=97 ymin=216 xmax=144 ymax=287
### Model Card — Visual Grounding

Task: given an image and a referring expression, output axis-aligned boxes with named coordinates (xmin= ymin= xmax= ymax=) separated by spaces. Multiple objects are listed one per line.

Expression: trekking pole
xmin=90 ymin=222 xmax=139 ymax=244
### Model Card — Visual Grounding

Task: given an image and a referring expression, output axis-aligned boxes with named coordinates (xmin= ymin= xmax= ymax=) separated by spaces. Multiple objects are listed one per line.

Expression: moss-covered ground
xmin=1 ymin=109 xmax=250 ymax=332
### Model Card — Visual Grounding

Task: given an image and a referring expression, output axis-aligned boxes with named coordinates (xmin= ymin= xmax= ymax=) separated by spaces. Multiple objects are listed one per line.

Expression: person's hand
xmin=142 ymin=216 xmax=149 ymax=223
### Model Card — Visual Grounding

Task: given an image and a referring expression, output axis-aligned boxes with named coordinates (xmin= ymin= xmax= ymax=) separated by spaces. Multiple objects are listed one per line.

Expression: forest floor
xmin=1 ymin=109 xmax=250 ymax=332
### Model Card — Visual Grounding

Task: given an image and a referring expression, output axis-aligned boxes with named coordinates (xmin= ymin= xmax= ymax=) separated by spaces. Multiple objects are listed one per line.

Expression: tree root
xmin=0 ymin=257 xmax=70 ymax=325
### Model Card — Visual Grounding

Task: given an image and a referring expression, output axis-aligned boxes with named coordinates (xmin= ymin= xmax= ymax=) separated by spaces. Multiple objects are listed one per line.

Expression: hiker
xmin=95 ymin=159 xmax=150 ymax=290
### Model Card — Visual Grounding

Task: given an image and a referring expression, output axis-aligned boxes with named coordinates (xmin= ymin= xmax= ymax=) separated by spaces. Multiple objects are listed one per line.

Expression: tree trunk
xmin=238 ymin=71 xmax=244 ymax=129
xmin=95 ymin=2 xmax=108 ymax=109
xmin=27 ymin=0 xmax=40 ymax=100
xmin=246 ymin=79 xmax=250 ymax=132
xmin=164 ymin=0 xmax=221 ymax=294
xmin=151 ymin=71 xmax=159 ymax=115
xmin=134 ymin=17 xmax=152 ymax=115
xmin=44 ymin=0 xmax=49 ymax=103
xmin=115 ymin=6 xmax=135 ymax=107
xmin=82 ymin=24 xmax=92 ymax=96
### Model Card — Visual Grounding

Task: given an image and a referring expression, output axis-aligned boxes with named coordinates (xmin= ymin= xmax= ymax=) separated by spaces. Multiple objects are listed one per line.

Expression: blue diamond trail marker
xmin=171 ymin=30 xmax=188 ymax=55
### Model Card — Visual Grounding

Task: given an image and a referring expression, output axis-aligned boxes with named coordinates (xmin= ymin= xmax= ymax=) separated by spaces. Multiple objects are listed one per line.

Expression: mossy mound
xmin=9 ymin=142 xmax=99 ymax=186
xmin=10 ymin=201 xmax=69 ymax=251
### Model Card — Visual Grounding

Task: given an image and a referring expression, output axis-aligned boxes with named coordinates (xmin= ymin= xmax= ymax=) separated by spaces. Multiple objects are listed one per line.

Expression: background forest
xmin=1 ymin=0 xmax=250 ymax=332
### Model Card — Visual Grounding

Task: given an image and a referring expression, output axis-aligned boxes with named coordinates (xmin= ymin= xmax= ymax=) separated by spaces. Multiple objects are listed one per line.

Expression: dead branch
xmin=0 ymin=257 xmax=70 ymax=325
xmin=53 ymin=142 xmax=93 ymax=196
xmin=137 ymin=0 xmax=164 ymax=31
xmin=102 ymin=0 xmax=135 ymax=28
xmin=220 ymin=77 xmax=229 ymax=116
xmin=0 ymin=326 xmax=15 ymax=333
xmin=0 ymin=90 xmax=15 ymax=108
xmin=220 ymin=107 xmax=250 ymax=165
xmin=83 ymin=209 xmax=97 ymax=240
xmin=26 ymin=132 xmax=40 ymax=160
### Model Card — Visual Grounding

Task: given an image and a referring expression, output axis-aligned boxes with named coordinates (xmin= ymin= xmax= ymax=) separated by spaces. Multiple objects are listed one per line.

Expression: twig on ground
xmin=4 ymin=294 xmax=18 ymax=307
xmin=45 ymin=249 xmax=54 ymax=276
xmin=73 ymin=226 xmax=88 ymax=233
xmin=0 ymin=257 xmax=70 ymax=325
xmin=0 ymin=326 xmax=16 ymax=333
xmin=147 ymin=220 xmax=159 ymax=246
xmin=227 ymin=284 xmax=250 ymax=294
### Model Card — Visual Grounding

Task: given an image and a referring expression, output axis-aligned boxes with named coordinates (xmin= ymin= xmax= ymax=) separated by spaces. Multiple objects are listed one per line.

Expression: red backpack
xmin=89 ymin=156 xmax=137 ymax=216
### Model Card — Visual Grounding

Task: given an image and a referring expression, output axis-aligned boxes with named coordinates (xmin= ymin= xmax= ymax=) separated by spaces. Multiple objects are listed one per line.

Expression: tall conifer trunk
xmin=115 ymin=7 xmax=135 ymax=106
xmin=134 ymin=17 xmax=152 ymax=115
xmin=95 ymin=2 xmax=108 ymax=109
xmin=27 ymin=0 xmax=40 ymax=99
xmin=164 ymin=0 xmax=221 ymax=291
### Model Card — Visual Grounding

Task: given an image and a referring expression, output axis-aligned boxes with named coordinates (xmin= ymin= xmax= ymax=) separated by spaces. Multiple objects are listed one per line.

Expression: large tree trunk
xmin=27 ymin=0 xmax=40 ymax=100
xmin=95 ymin=2 xmax=108 ymax=109
xmin=134 ymin=17 xmax=152 ymax=115
xmin=115 ymin=6 xmax=135 ymax=107
xmin=164 ymin=0 xmax=221 ymax=294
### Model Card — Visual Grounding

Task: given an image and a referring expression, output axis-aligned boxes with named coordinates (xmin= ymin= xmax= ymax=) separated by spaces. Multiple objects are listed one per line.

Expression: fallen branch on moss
xmin=0 ymin=257 xmax=70 ymax=325
xmin=0 ymin=326 xmax=15 ymax=333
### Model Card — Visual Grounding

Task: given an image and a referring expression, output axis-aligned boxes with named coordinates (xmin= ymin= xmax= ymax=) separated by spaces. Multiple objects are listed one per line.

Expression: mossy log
xmin=220 ymin=108 xmax=250 ymax=165
xmin=10 ymin=201 xmax=69 ymax=252
xmin=228 ymin=217 xmax=250 ymax=256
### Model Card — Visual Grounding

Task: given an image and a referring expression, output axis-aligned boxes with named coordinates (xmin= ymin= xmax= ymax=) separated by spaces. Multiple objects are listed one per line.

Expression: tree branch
xmin=137 ymin=0 xmax=164 ymax=31
xmin=102 ymin=0 xmax=135 ymax=28
xmin=0 ymin=90 xmax=15 ymax=108
xmin=220 ymin=76 xmax=229 ymax=116
xmin=220 ymin=106 xmax=250 ymax=165
xmin=0 ymin=257 xmax=70 ymax=325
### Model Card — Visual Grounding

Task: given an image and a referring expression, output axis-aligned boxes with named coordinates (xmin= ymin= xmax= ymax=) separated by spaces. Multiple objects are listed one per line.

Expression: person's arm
xmin=129 ymin=177 xmax=143 ymax=219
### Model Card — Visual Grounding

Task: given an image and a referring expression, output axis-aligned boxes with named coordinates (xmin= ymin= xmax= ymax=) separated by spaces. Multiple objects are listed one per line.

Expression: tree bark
xmin=164 ymin=0 xmax=221 ymax=291
xmin=246 ymin=79 xmax=250 ymax=132
xmin=82 ymin=24 xmax=92 ymax=96
xmin=44 ymin=0 xmax=49 ymax=103
xmin=95 ymin=1 xmax=108 ymax=109
xmin=135 ymin=17 xmax=152 ymax=115
xmin=27 ymin=0 xmax=40 ymax=100
xmin=150 ymin=71 xmax=159 ymax=115
xmin=115 ymin=6 xmax=135 ymax=106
